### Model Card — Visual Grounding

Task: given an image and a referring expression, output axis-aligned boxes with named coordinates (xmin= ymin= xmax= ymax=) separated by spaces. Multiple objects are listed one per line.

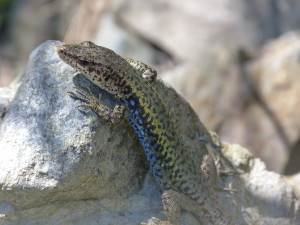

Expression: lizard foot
xmin=68 ymin=86 xmax=125 ymax=124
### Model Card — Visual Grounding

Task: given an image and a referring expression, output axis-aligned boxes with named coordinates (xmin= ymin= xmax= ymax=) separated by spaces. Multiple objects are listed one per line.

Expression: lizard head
xmin=57 ymin=41 xmax=132 ymax=98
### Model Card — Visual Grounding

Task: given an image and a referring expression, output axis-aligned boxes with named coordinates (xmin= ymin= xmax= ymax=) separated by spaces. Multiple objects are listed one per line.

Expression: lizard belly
xmin=123 ymin=97 xmax=202 ymax=198
xmin=124 ymin=98 xmax=165 ymax=184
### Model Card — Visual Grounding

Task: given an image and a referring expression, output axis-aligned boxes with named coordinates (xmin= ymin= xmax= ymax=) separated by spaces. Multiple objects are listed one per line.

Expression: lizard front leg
xmin=124 ymin=57 xmax=157 ymax=82
xmin=68 ymin=86 xmax=125 ymax=124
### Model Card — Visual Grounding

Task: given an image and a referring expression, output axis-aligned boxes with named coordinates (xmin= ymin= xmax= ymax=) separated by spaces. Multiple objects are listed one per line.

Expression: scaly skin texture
xmin=57 ymin=41 xmax=234 ymax=225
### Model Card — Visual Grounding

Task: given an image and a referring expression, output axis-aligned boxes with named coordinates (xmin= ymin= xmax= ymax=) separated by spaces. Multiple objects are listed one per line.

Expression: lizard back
xmin=57 ymin=42 xmax=232 ymax=224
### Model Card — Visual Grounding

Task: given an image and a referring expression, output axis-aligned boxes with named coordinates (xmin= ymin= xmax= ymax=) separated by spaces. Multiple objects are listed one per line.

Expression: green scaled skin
xmin=57 ymin=41 xmax=234 ymax=225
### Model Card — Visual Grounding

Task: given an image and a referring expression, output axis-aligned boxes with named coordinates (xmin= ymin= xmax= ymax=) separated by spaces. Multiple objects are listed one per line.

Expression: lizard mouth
xmin=57 ymin=44 xmax=91 ymax=77
xmin=57 ymin=45 xmax=85 ymax=69
xmin=57 ymin=45 xmax=71 ymax=64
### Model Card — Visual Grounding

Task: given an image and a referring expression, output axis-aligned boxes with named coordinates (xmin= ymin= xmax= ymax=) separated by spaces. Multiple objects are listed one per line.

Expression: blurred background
xmin=1 ymin=0 xmax=300 ymax=185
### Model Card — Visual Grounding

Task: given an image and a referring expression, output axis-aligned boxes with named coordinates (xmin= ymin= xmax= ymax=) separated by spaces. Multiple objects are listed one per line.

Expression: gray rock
xmin=0 ymin=40 xmax=147 ymax=212
xmin=250 ymin=32 xmax=300 ymax=173
xmin=0 ymin=41 xmax=299 ymax=225
xmin=0 ymin=87 xmax=16 ymax=122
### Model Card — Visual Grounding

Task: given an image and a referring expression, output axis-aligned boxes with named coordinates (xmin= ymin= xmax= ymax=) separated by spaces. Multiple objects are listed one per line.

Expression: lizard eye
xmin=80 ymin=60 xmax=89 ymax=66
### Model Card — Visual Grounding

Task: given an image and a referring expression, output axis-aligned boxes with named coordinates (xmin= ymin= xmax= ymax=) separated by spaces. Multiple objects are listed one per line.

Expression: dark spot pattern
xmin=57 ymin=42 xmax=215 ymax=210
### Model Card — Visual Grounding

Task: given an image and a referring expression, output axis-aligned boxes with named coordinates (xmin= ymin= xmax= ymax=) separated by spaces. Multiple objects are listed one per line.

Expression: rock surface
xmin=221 ymin=32 xmax=300 ymax=173
xmin=286 ymin=172 xmax=300 ymax=201
xmin=0 ymin=41 xmax=299 ymax=224
xmin=250 ymin=33 xmax=300 ymax=173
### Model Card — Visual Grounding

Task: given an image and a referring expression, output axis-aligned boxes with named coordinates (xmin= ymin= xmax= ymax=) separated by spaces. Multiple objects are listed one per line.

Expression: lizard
xmin=57 ymin=41 xmax=235 ymax=225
